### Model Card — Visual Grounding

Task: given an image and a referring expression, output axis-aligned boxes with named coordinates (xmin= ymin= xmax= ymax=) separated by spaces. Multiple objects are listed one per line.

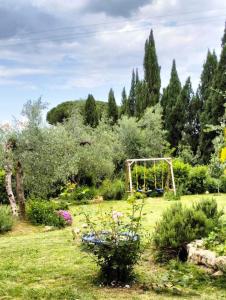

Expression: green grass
xmin=0 ymin=194 xmax=225 ymax=300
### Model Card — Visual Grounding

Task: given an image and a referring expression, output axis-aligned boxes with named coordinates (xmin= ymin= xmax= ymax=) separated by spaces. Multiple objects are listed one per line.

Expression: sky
xmin=0 ymin=0 xmax=225 ymax=122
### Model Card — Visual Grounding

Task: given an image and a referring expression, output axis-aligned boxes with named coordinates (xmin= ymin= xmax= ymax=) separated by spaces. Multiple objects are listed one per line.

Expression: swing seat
xmin=155 ymin=188 xmax=164 ymax=194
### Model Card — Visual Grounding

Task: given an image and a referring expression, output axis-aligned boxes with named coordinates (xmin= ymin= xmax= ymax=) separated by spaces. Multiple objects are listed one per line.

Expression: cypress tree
xmin=185 ymin=92 xmax=202 ymax=154
xmin=161 ymin=60 xmax=181 ymax=147
xmin=120 ymin=87 xmax=128 ymax=116
xmin=172 ymin=77 xmax=193 ymax=149
xmin=84 ymin=94 xmax=98 ymax=128
xmin=135 ymin=80 xmax=149 ymax=118
xmin=135 ymin=68 xmax=139 ymax=84
xmin=222 ymin=21 xmax=226 ymax=47
xmin=128 ymin=69 xmax=136 ymax=116
xmin=108 ymin=88 xmax=118 ymax=124
xmin=143 ymin=29 xmax=161 ymax=106
xmin=211 ymin=45 xmax=226 ymax=125
xmin=198 ymin=50 xmax=218 ymax=163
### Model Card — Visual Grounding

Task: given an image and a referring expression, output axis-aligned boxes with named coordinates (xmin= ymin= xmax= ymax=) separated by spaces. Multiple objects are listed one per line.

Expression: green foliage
xmin=143 ymin=29 xmax=161 ymax=106
xmin=172 ymin=159 xmax=191 ymax=188
xmin=199 ymin=50 xmax=218 ymax=163
xmin=127 ymin=69 xmax=136 ymax=116
xmin=120 ymin=87 xmax=128 ymax=116
xmin=26 ymin=200 xmax=67 ymax=228
xmin=0 ymin=206 xmax=13 ymax=233
xmin=164 ymin=189 xmax=181 ymax=201
xmin=220 ymin=175 xmax=226 ymax=192
xmin=205 ymin=176 xmax=219 ymax=193
xmin=46 ymin=100 xmax=108 ymax=125
xmin=152 ymin=199 xmax=221 ymax=262
xmin=0 ymin=170 xmax=7 ymax=204
xmin=187 ymin=165 xmax=208 ymax=194
xmin=84 ymin=94 xmax=99 ymax=128
xmin=107 ymin=88 xmax=118 ymax=124
xmin=100 ymin=179 xmax=125 ymax=200
xmin=82 ymin=199 xmax=144 ymax=284
xmin=70 ymin=186 xmax=96 ymax=202
xmin=161 ymin=60 xmax=182 ymax=147
xmin=117 ymin=105 xmax=166 ymax=160
xmin=171 ymin=77 xmax=193 ymax=149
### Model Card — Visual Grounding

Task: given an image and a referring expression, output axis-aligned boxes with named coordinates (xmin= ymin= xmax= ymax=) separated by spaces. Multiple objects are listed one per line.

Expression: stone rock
xmin=187 ymin=240 xmax=226 ymax=274
xmin=187 ymin=240 xmax=217 ymax=269
xmin=212 ymin=270 xmax=224 ymax=277
xmin=215 ymin=256 xmax=226 ymax=273
xmin=44 ymin=226 xmax=55 ymax=232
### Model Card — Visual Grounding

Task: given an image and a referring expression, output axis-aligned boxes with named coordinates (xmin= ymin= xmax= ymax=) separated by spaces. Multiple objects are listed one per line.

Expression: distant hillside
xmin=46 ymin=100 xmax=109 ymax=125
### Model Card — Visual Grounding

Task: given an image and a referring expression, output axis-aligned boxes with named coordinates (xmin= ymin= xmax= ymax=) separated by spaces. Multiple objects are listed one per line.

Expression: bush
xmin=205 ymin=176 xmax=219 ymax=193
xmin=194 ymin=198 xmax=223 ymax=223
xmin=164 ymin=190 xmax=181 ymax=201
xmin=173 ymin=159 xmax=191 ymax=189
xmin=0 ymin=206 xmax=13 ymax=233
xmin=26 ymin=199 xmax=71 ymax=228
xmin=220 ymin=175 xmax=226 ymax=193
xmin=101 ymin=179 xmax=125 ymax=200
xmin=82 ymin=199 xmax=144 ymax=284
xmin=187 ymin=165 xmax=208 ymax=194
xmin=153 ymin=199 xmax=222 ymax=262
xmin=61 ymin=184 xmax=96 ymax=202
xmin=72 ymin=186 xmax=96 ymax=201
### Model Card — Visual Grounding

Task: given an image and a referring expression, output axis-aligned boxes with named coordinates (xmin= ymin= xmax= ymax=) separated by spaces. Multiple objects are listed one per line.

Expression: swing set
xmin=125 ymin=157 xmax=176 ymax=196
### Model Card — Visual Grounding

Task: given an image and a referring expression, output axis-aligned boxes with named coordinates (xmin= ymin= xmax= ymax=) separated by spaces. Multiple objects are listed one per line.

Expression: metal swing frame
xmin=125 ymin=157 xmax=176 ymax=195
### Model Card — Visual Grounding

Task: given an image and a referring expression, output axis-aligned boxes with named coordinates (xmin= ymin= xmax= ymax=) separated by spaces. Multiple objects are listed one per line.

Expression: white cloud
xmin=0 ymin=0 xmax=225 ymax=116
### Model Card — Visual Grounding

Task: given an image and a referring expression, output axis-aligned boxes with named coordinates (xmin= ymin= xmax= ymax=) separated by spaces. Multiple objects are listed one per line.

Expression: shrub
xmin=82 ymin=198 xmax=144 ymax=284
xmin=173 ymin=159 xmax=191 ymax=189
xmin=0 ymin=206 xmax=13 ymax=233
xmin=194 ymin=199 xmax=223 ymax=223
xmin=57 ymin=210 xmax=73 ymax=225
xmin=152 ymin=199 xmax=222 ymax=262
xmin=69 ymin=186 xmax=96 ymax=202
xmin=164 ymin=190 xmax=181 ymax=201
xmin=187 ymin=165 xmax=208 ymax=194
xmin=205 ymin=176 xmax=219 ymax=193
xmin=26 ymin=199 xmax=71 ymax=228
xmin=220 ymin=175 xmax=226 ymax=193
xmin=101 ymin=179 xmax=125 ymax=200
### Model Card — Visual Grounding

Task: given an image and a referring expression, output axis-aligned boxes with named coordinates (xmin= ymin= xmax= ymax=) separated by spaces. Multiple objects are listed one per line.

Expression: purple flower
xmin=57 ymin=210 xmax=73 ymax=225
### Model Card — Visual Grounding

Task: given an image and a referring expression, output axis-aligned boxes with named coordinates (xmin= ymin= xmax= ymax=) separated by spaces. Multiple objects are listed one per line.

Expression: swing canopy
xmin=125 ymin=157 xmax=176 ymax=196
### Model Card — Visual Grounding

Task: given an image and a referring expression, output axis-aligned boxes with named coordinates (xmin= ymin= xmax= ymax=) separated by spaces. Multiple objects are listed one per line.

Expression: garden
xmin=0 ymin=99 xmax=225 ymax=299
xmin=0 ymin=23 xmax=226 ymax=300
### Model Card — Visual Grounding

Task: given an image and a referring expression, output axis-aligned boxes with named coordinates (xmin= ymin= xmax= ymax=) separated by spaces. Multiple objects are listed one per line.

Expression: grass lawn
xmin=0 ymin=194 xmax=225 ymax=300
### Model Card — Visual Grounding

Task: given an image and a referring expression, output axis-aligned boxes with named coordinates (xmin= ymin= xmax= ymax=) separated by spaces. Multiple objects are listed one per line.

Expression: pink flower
xmin=57 ymin=210 xmax=73 ymax=225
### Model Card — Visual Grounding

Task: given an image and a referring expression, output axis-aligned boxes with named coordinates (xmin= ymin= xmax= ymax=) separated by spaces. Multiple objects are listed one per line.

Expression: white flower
xmin=112 ymin=211 xmax=123 ymax=222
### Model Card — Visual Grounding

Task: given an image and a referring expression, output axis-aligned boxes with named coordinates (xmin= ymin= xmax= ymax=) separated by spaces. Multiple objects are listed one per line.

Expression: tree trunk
xmin=5 ymin=162 xmax=18 ymax=217
xmin=16 ymin=161 xmax=26 ymax=219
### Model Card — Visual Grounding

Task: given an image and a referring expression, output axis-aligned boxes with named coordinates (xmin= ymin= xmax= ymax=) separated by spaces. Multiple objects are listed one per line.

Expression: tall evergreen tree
xmin=127 ymin=69 xmax=136 ymax=116
xmin=84 ymin=94 xmax=98 ymax=128
xmin=172 ymin=77 xmax=193 ymax=149
xmin=135 ymin=68 xmax=139 ymax=84
xmin=222 ymin=21 xmax=226 ymax=47
xmin=184 ymin=92 xmax=202 ymax=154
xmin=211 ymin=45 xmax=226 ymax=125
xmin=198 ymin=50 xmax=218 ymax=163
xmin=143 ymin=29 xmax=161 ymax=106
xmin=161 ymin=60 xmax=181 ymax=148
xmin=120 ymin=87 xmax=128 ymax=116
xmin=107 ymin=88 xmax=118 ymax=124
xmin=135 ymin=80 xmax=149 ymax=118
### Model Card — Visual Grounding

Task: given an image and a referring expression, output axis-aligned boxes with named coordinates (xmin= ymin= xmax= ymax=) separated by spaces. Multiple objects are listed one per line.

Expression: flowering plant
xmin=57 ymin=210 xmax=73 ymax=225
xmin=81 ymin=196 xmax=144 ymax=285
